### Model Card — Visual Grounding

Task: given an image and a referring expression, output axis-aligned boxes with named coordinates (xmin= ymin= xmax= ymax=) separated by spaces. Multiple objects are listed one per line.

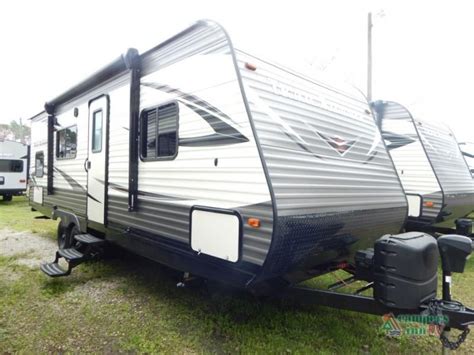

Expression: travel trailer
xmin=0 ymin=140 xmax=28 ymax=201
xmin=29 ymin=20 xmax=474 ymax=349
xmin=372 ymin=101 xmax=474 ymax=236
xmin=459 ymin=142 xmax=474 ymax=177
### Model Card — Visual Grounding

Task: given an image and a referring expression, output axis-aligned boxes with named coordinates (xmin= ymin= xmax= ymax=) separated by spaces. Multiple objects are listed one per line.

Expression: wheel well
xmin=52 ymin=209 xmax=85 ymax=232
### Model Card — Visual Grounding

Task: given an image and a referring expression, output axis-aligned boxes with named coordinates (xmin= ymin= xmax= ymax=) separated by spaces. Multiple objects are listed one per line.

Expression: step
xmin=74 ymin=233 xmax=105 ymax=245
xmin=40 ymin=262 xmax=70 ymax=277
xmin=58 ymin=248 xmax=84 ymax=262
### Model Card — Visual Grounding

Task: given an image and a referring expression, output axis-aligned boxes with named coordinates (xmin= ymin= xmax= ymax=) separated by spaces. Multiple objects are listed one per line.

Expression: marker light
xmin=248 ymin=218 xmax=261 ymax=228
xmin=19 ymin=179 xmax=26 ymax=183
xmin=245 ymin=62 xmax=257 ymax=71
xmin=424 ymin=201 xmax=434 ymax=208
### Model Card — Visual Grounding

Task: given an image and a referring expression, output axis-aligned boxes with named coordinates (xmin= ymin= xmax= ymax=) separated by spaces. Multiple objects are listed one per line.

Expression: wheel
xmin=57 ymin=224 xmax=80 ymax=249
xmin=2 ymin=195 xmax=12 ymax=201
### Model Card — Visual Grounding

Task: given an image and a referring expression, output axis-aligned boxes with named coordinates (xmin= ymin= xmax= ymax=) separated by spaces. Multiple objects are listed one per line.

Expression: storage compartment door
xmin=191 ymin=208 xmax=241 ymax=262
xmin=33 ymin=186 xmax=43 ymax=204
xmin=406 ymin=194 xmax=422 ymax=217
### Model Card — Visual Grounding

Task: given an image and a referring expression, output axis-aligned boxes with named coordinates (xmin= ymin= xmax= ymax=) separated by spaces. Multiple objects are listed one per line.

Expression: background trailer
xmin=0 ymin=140 xmax=28 ymax=201
xmin=373 ymin=100 xmax=474 ymax=235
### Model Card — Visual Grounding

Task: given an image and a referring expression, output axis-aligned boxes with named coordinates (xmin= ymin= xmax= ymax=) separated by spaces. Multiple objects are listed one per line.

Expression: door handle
xmin=84 ymin=159 xmax=91 ymax=172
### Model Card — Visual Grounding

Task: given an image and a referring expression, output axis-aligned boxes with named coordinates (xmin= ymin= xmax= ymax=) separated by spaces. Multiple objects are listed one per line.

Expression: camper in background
xmin=0 ymin=140 xmax=28 ymax=201
xmin=372 ymin=100 xmax=474 ymax=236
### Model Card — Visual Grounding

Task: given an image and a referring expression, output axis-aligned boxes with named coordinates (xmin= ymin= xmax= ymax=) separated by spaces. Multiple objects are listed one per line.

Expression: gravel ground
xmin=0 ymin=229 xmax=57 ymax=268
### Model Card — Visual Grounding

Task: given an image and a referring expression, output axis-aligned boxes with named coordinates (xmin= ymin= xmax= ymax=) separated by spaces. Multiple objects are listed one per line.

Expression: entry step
xmin=58 ymin=248 xmax=84 ymax=261
xmin=40 ymin=262 xmax=70 ymax=277
xmin=74 ymin=233 xmax=105 ymax=245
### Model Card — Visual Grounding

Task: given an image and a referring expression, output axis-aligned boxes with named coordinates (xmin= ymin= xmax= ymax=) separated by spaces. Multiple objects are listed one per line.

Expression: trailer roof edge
xmin=27 ymin=110 xmax=46 ymax=121
xmin=44 ymin=48 xmax=139 ymax=114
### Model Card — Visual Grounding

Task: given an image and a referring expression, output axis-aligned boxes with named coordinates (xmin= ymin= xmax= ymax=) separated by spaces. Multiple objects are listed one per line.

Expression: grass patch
xmin=0 ymin=195 xmax=57 ymax=238
xmin=1 ymin=197 xmax=474 ymax=353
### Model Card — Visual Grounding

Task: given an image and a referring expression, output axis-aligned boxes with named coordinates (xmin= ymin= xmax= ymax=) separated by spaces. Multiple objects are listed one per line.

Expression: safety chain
xmin=426 ymin=299 xmax=470 ymax=350
xmin=440 ymin=327 xmax=470 ymax=350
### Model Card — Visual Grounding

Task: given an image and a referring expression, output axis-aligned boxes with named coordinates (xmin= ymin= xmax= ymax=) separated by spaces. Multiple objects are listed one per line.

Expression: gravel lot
xmin=0 ymin=229 xmax=56 ymax=268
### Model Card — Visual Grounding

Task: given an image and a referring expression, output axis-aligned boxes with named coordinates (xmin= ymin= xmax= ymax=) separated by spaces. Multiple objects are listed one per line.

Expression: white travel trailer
xmin=28 ymin=20 xmax=474 ymax=347
xmin=0 ymin=140 xmax=28 ymax=201
xmin=372 ymin=101 xmax=474 ymax=235
xmin=459 ymin=142 xmax=474 ymax=177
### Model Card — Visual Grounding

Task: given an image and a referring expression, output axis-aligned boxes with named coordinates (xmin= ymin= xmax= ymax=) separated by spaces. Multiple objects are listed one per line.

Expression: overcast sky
xmin=1 ymin=0 xmax=472 ymax=142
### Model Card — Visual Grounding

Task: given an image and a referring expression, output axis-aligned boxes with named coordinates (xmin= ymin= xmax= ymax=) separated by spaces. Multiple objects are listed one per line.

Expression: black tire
xmin=57 ymin=223 xmax=68 ymax=249
xmin=2 ymin=195 xmax=12 ymax=202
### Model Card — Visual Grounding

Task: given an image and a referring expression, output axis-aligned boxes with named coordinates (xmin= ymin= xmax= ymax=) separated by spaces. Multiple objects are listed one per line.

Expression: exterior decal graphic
xmin=382 ymin=131 xmax=416 ymax=150
xmin=317 ymin=132 xmax=357 ymax=156
xmin=141 ymin=82 xmax=249 ymax=146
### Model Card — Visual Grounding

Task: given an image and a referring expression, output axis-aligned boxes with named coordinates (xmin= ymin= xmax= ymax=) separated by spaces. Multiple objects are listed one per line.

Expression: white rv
xmin=27 ymin=22 xmax=474 ymax=346
xmin=0 ymin=140 xmax=28 ymax=201
xmin=30 ymin=20 xmax=409 ymax=282
xmin=459 ymin=142 xmax=474 ymax=177
xmin=373 ymin=101 xmax=474 ymax=234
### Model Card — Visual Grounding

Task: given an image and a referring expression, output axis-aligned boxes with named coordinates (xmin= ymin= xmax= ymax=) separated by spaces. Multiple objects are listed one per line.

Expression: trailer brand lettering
xmin=270 ymin=79 xmax=365 ymax=120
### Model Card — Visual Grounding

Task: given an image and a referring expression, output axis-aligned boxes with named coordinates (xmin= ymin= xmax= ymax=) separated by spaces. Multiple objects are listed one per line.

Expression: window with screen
xmin=141 ymin=102 xmax=178 ymax=160
xmin=0 ymin=160 xmax=23 ymax=172
xmin=35 ymin=151 xmax=44 ymax=177
xmin=56 ymin=125 xmax=77 ymax=159
xmin=92 ymin=110 xmax=103 ymax=153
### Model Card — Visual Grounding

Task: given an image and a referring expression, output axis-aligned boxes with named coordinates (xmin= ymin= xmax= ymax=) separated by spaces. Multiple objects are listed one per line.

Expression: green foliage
xmin=0 ymin=120 xmax=30 ymax=142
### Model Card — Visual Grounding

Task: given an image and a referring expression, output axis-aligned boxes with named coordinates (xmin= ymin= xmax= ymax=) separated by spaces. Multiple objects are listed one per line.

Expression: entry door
xmin=87 ymin=96 xmax=109 ymax=224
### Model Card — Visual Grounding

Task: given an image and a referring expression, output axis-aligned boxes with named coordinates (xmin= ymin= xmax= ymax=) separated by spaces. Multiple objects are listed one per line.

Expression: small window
xmin=92 ymin=110 xmax=103 ymax=153
xmin=0 ymin=160 xmax=23 ymax=173
xmin=56 ymin=125 xmax=77 ymax=159
xmin=35 ymin=152 xmax=44 ymax=177
xmin=141 ymin=102 xmax=178 ymax=160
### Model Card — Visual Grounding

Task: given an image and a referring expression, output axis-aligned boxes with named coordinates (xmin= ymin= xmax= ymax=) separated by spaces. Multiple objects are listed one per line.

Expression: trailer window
xmin=35 ymin=152 xmax=44 ymax=177
xmin=141 ymin=102 xmax=178 ymax=160
xmin=0 ymin=159 xmax=23 ymax=173
xmin=56 ymin=125 xmax=77 ymax=159
xmin=92 ymin=110 xmax=103 ymax=153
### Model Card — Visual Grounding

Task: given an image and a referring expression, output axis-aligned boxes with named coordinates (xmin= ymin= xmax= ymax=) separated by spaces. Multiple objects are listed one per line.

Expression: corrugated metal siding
xmin=44 ymin=188 xmax=86 ymax=216
xmin=415 ymin=119 xmax=474 ymax=221
xmin=107 ymin=21 xmax=273 ymax=266
xmin=416 ymin=120 xmax=474 ymax=195
xmin=236 ymin=51 xmax=408 ymax=282
xmin=378 ymin=102 xmax=443 ymax=219
xmin=237 ymin=51 xmax=407 ymax=216
xmin=141 ymin=22 xmax=232 ymax=75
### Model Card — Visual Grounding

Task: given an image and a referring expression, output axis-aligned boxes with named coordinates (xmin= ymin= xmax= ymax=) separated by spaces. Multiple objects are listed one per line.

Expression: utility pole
xmin=19 ymin=118 xmax=24 ymax=143
xmin=367 ymin=12 xmax=373 ymax=102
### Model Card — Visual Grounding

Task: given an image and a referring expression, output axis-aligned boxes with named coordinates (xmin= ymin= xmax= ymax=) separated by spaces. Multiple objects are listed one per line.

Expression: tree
xmin=7 ymin=120 xmax=30 ymax=143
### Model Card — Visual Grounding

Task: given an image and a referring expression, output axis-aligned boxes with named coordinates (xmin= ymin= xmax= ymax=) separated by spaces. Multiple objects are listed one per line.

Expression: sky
xmin=0 ymin=0 xmax=473 ymax=142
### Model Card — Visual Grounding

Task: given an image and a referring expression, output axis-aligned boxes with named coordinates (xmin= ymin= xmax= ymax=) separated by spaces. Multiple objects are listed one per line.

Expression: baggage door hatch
xmin=86 ymin=96 xmax=109 ymax=225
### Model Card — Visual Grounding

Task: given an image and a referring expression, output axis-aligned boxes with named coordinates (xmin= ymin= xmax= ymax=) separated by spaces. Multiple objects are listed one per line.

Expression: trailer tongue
xmin=282 ymin=233 xmax=474 ymax=350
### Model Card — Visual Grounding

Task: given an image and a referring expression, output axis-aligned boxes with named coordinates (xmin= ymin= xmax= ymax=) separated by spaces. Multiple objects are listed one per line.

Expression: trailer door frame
xmin=86 ymin=95 xmax=109 ymax=225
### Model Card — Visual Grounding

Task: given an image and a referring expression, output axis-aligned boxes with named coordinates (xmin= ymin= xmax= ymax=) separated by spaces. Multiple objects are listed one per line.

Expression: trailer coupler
xmin=283 ymin=233 xmax=474 ymax=349
xmin=282 ymin=286 xmax=474 ymax=349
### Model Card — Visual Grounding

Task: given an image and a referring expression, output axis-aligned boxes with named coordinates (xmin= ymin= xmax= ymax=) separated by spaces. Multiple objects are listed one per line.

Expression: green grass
xmin=0 ymin=196 xmax=473 ymax=353
xmin=0 ymin=195 xmax=57 ymax=238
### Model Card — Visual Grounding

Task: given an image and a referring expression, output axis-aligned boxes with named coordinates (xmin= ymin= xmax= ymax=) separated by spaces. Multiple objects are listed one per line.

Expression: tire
xmin=2 ymin=195 xmax=12 ymax=202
